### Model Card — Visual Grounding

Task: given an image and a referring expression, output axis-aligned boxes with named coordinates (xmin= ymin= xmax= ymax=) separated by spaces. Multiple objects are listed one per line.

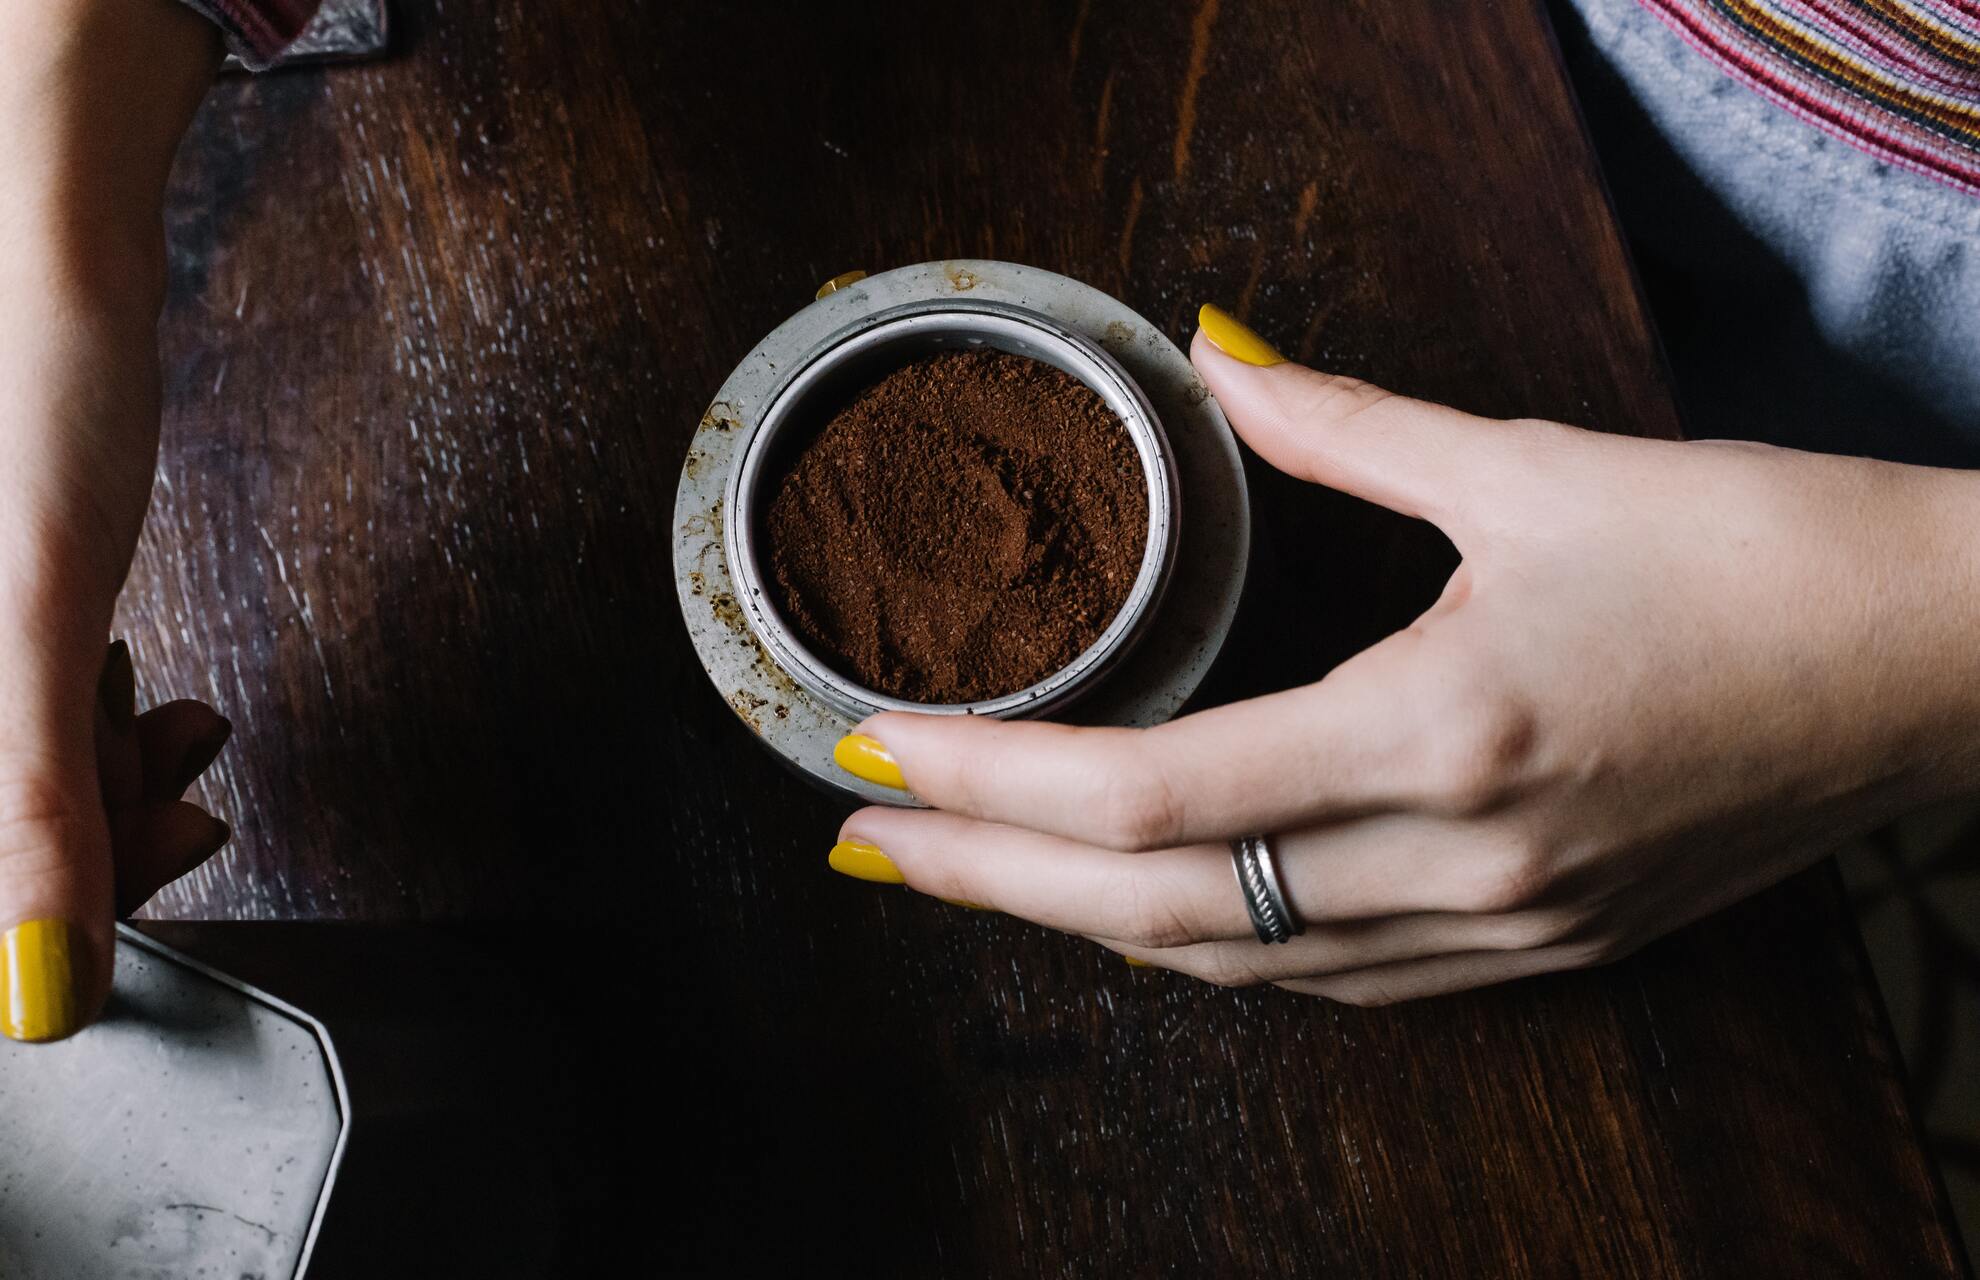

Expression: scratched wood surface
xmin=130 ymin=0 xmax=1967 ymax=1274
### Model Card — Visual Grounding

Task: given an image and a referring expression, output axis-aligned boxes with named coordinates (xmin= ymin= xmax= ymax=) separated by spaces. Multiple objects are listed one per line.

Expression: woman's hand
xmin=826 ymin=306 xmax=1980 ymax=1004
xmin=0 ymin=0 xmax=226 ymax=1041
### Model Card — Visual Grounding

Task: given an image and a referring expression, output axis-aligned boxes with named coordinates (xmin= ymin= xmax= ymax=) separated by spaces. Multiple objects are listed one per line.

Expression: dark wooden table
xmin=131 ymin=1 xmax=1968 ymax=1274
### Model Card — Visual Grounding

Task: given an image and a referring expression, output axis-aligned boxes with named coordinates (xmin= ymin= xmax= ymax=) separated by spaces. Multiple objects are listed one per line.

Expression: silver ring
xmin=1230 ymin=834 xmax=1302 ymax=945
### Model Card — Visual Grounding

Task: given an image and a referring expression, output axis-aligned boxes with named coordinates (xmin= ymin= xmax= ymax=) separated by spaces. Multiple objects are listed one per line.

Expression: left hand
xmin=824 ymin=306 xmax=1980 ymax=1004
xmin=0 ymin=0 xmax=225 ymax=1040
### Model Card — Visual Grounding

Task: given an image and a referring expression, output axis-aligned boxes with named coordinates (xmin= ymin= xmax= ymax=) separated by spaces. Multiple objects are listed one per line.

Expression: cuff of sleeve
xmin=175 ymin=0 xmax=320 ymax=71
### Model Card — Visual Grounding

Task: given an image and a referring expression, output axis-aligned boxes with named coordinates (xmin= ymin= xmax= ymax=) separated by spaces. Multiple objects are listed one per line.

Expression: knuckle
xmin=927 ymin=739 xmax=996 ymax=817
xmin=1099 ymin=873 xmax=1200 ymax=951
xmin=1188 ymin=953 xmax=1272 ymax=990
xmin=0 ymin=772 xmax=91 ymax=871
xmin=1427 ymin=692 xmax=1538 ymax=816
xmin=1460 ymin=837 xmax=1555 ymax=913
xmin=1088 ymin=751 xmax=1187 ymax=852
xmin=1291 ymin=375 xmax=1394 ymax=426
xmin=1498 ymin=908 xmax=1585 ymax=951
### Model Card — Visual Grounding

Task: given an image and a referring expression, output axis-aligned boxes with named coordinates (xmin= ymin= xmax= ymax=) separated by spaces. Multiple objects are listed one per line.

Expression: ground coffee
xmin=765 ymin=349 xmax=1148 ymax=703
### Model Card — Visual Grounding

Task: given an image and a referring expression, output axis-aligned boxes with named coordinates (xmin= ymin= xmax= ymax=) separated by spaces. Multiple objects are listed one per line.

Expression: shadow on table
xmin=137 ymin=921 xmax=974 ymax=1277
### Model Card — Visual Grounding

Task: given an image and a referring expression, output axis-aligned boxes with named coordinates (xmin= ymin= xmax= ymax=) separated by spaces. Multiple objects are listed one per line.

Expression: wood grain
xmin=130 ymin=0 xmax=1967 ymax=1273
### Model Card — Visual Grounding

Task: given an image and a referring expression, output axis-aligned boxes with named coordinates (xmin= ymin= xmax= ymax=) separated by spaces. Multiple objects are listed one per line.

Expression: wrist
xmin=1892 ymin=465 xmax=1980 ymax=800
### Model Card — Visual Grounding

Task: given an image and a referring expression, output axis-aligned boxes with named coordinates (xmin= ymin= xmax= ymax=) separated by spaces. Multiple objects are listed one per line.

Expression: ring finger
xmin=839 ymin=805 xmax=1534 ymax=949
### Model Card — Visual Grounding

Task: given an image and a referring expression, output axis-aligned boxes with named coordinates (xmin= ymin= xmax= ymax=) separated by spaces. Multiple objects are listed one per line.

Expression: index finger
xmin=846 ymin=634 xmax=1443 ymax=850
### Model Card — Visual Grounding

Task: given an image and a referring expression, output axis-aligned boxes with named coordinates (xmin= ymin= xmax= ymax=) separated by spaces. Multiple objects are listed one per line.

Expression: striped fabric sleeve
xmin=176 ymin=0 xmax=320 ymax=70
xmin=1636 ymin=1 xmax=1980 ymax=198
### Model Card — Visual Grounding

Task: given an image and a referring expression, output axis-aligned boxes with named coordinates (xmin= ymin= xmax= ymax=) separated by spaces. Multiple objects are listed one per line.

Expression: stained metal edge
xmin=673 ymin=259 xmax=1252 ymax=805
xmin=113 ymin=923 xmax=351 ymax=1279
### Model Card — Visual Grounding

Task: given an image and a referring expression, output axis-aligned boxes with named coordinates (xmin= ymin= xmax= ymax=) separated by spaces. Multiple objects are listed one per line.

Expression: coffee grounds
xmin=764 ymin=350 xmax=1148 ymax=703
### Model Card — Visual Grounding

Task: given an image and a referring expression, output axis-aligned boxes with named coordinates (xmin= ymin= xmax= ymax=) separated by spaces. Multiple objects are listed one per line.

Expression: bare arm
xmin=0 ymin=0 xmax=232 ymax=1041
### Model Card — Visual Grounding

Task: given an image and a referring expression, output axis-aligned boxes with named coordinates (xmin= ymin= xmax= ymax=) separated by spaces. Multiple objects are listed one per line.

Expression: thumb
xmin=0 ymin=639 xmax=119 ymax=1043
xmin=1191 ymin=304 xmax=1513 ymax=533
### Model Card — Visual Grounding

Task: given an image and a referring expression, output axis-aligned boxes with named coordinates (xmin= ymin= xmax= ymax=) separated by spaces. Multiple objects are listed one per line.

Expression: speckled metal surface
xmin=0 ymin=927 xmax=346 ymax=1279
xmin=673 ymin=260 xmax=1250 ymax=805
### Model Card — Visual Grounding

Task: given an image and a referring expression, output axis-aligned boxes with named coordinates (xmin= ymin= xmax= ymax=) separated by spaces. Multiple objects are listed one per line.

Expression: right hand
xmin=832 ymin=308 xmax=1980 ymax=1003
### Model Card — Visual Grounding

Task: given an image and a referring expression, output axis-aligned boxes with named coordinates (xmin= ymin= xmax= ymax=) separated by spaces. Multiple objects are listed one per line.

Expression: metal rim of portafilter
xmin=674 ymin=260 xmax=1251 ymax=806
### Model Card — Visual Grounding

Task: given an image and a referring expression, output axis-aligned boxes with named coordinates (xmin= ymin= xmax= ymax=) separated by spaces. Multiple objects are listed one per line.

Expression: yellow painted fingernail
xmin=829 ymin=839 xmax=906 ymax=885
xmin=833 ymin=733 xmax=905 ymax=790
xmin=815 ymin=269 xmax=868 ymax=300
xmin=1124 ymin=955 xmax=1153 ymax=968
xmin=941 ymin=898 xmax=993 ymax=911
xmin=2 ymin=919 xmax=80 ymax=1043
xmin=1198 ymin=303 xmax=1285 ymax=366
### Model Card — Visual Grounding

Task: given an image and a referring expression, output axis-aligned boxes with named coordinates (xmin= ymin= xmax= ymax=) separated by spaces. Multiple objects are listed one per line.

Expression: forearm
xmin=0 ymin=0 xmax=218 ymax=746
xmin=1 ymin=0 xmax=219 ymax=309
